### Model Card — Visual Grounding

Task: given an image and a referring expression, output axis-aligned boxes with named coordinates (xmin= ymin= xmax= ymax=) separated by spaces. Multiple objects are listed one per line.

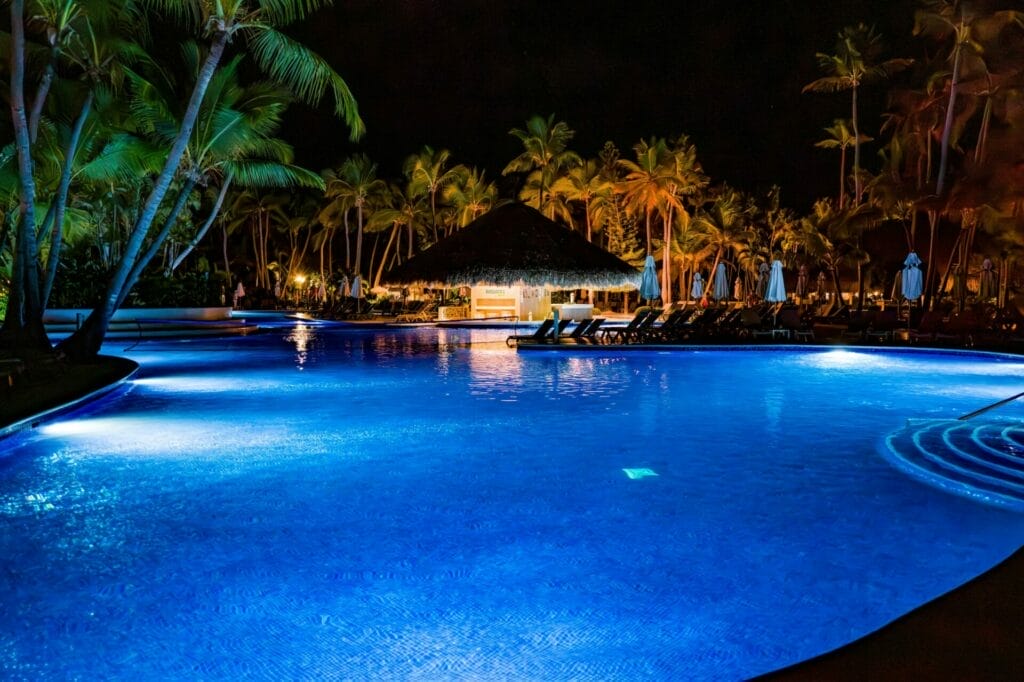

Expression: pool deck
xmin=761 ymin=545 xmax=1024 ymax=679
xmin=5 ymin=317 xmax=1023 ymax=677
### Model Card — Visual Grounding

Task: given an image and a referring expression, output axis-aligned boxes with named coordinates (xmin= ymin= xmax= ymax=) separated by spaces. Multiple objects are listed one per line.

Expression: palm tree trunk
xmin=937 ymin=35 xmax=963 ymax=196
xmin=644 ymin=210 xmax=652 ymax=255
xmin=4 ymin=0 xmax=47 ymax=347
xmin=373 ymin=224 xmax=399 ymax=288
xmin=924 ymin=211 xmax=939 ymax=311
xmin=170 ymin=171 xmax=233 ymax=274
xmin=43 ymin=90 xmax=94 ymax=307
xmin=354 ymin=204 xmax=364 ymax=276
xmin=851 ymin=84 xmax=862 ymax=204
xmin=838 ymin=145 xmax=847 ymax=209
xmin=28 ymin=47 xmax=58 ymax=143
xmin=116 ymin=176 xmax=199 ymax=309
xmin=343 ymin=210 xmax=351 ymax=270
xmin=222 ymin=222 xmax=230 ymax=284
xmin=662 ymin=206 xmax=673 ymax=306
xmin=58 ymin=30 xmax=229 ymax=360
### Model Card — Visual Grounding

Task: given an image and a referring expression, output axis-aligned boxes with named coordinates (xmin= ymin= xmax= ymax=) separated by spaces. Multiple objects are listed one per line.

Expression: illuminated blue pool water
xmin=3 ymin=322 xmax=1024 ymax=680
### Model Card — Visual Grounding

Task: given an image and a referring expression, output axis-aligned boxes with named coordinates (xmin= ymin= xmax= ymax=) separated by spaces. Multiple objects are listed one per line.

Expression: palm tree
xmin=404 ymin=146 xmax=459 ymax=243
xmin=803 ymin=23 xmax=910 ymax=206
xmin=616 ymin=138 xmax=681 ymax=256
xmin=502 ymin=114 xmax=582 ymax=218
xmin=443 ymin=166 xmax=498 ymax=231
xmin=815 ymin=119 xmax=874 ymax=209
xmin=795 ymin=199 xmax=883 ymax=309
xmin=690 ymin=188 xmax=750 ymax=299
xmin=322 ymin=154 xmax=386 ymax=280
xmin=367 ymin=183 xmax=429 ymax=288
xmin=54 ymin=0 xmax=363 ymax=359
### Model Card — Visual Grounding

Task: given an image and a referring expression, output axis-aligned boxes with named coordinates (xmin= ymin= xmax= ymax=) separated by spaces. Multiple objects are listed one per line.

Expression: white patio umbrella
xmin=350 ymin=274 xmax=363 ymax=299
xmin=338 ymin=275 xmax=350 ymax=298
xmin=712 ymin=262 xmax=729 ymax=301
xmin=317 ymin=281 xmax=327 ymax=302
xmin=639 ymin=255 xmax=661 ymax=303
xmin=901 ymin=252 xmax=923 ymax=300
xmin=690 ymin=272 xmax=703 ymax=300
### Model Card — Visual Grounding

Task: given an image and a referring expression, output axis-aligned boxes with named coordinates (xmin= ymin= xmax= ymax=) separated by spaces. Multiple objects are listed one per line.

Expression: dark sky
xmin=286 ymin=0 xmax=918 ymax=210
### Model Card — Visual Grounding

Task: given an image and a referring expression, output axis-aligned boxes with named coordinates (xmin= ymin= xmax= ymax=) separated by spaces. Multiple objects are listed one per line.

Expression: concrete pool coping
xmin=3 ymin=335 xmax=1022 ymax=677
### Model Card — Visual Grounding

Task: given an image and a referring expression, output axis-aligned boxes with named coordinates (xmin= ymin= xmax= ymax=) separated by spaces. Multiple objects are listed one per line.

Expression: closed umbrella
xmin=350 ymin=274 xmax=363 ymax=314
xmin=756 ymin=261 xmax=770 ymax=298
xmin=901 ymin=252 xmax=923 ymax=300
xmin=233 ymin=281 xmax=245 ymax=309
xmin=317 ymin=281 xmax=327 ymax=302
xmin=766 ymin=259 xmax=786 ymax=327
xmin=766 ymin=260 xmax=786 ymax=304
xmin=795 ymin=264 xmax=809 ymax=297
xmin=690 ymin=272 xmax=703 ymax=301
xmin=712 ymin=262 xmax=729 ymax=301
xmin=979 ymin=258 xmax=996 ymax=300
xmin=339 ymin=275 xmax=350 ymax=298
xmin=639 ymin=255 xmax=660 ymax=303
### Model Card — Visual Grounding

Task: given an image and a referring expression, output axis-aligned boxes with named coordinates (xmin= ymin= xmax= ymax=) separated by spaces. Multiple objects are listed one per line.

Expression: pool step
xmin=880 ymin=419 xmax=1024 ymax=512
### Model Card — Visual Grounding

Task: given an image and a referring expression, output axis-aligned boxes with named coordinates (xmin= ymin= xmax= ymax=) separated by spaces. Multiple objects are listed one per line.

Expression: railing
xmin=958 ymin=391 xmax=1024 ymax=421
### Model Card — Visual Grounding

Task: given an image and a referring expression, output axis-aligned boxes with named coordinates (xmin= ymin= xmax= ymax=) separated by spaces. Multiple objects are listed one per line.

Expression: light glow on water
xmin=3 ymin=327 xmax=1024 ymax=680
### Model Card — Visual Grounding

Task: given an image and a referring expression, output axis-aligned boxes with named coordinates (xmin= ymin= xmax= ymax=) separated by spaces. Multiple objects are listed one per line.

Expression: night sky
xmin=287 ymin=0 xmax=919 ymax=209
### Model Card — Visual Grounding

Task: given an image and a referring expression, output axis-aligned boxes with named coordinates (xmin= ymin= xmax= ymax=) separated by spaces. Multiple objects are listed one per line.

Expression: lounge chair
xmin=505 ymin=318 xmax=571 ymax=347
xmin=577 ymin=318 xmax=606 ymax=343
xmin=560 ymin=318 xmax=594 ymax=342
xmin=865 ymin=309 xmax=900 ymax=342
xmin=908 ymin=310 xmax=946 ymax=344
xmin=598 ymin=308 xmax=657 ymax=344
xmin=507 ymin=318 xmax=553 ymax=347
xmin=778 ymin=307 xmax=815 ymax=342
xmin=638 ymin=308 xmax=688 ymax=343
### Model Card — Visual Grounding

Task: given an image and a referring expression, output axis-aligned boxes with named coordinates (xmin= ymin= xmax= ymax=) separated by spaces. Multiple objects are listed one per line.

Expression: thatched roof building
xmin=384 ymin=202 xmax=640 ymax=290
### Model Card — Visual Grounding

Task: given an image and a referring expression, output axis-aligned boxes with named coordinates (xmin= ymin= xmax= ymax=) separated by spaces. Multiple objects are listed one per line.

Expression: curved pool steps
xmin=880 ymin=419 xmax=1024 ymax=512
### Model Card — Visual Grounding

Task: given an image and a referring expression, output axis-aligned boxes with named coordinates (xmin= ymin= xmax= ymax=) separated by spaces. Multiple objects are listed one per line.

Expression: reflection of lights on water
xmin=285 ymin=324 xmax=314 ymax=366
xmin=802 ymin=349 xmax=1024 ymax=379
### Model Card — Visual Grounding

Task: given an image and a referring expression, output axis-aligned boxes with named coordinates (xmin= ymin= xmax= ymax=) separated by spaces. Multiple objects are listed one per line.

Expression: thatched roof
xmin=383 ymin=202 xmax=640 ymax=290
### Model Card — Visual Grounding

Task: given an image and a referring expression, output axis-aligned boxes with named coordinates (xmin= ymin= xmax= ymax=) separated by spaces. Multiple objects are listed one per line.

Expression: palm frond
xmin=258 ymin=0 xmax=334 ymax=26
xmin=226 ymin=160 xmax=325 ymax=190
xmin=246 ymin=26 xmax=364 ymax=140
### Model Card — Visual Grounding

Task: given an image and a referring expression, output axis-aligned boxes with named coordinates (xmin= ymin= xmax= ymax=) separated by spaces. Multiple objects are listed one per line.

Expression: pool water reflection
xmin=2 ymin=324 xmax=1024 ymax=680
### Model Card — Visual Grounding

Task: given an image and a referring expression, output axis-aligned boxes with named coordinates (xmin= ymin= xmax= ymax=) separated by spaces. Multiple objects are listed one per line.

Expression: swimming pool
xmin=2 ymin=323 xmax=1024 ymax=680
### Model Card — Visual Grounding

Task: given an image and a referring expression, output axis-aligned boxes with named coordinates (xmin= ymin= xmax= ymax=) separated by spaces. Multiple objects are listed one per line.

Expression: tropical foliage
xmin=4 ymin=0 xmax=1024 ymax=361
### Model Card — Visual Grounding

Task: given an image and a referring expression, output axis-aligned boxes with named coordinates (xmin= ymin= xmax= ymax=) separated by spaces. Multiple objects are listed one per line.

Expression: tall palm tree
xmin=502 ymin=114 xmax=581 ymax=218
xmin=403 ymin=145 xmax=459 ymax=243
xmin=815 ymin=119 xmax=874 ymax=209
xmin=803 ymin=23 xmax=910 ymax=206
xmin=367 ymin=183 xmax=428 ymax=288
xmin=55 ymin=0 xmax=363 ymax=359
xmin=616 ymin=138 xmax=682 ymax=256
xmin=322 ymin=154 xmax=385 ymax=279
